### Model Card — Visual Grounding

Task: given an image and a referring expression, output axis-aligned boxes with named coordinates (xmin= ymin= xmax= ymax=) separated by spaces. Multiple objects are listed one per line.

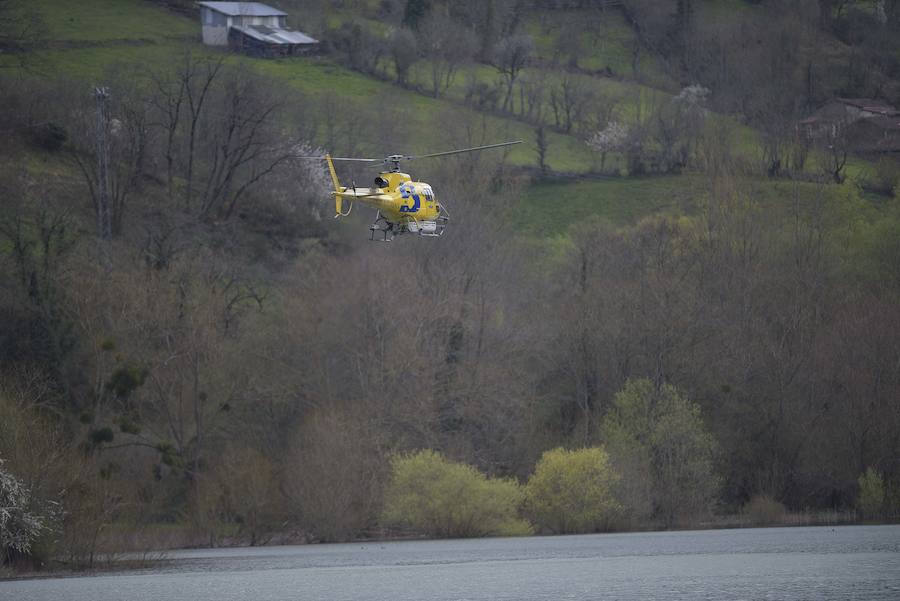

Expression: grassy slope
xmin=9 ymin=0 xmax=889 ymax=238
xmin=516 ymin=175 xmax=706 ymax=235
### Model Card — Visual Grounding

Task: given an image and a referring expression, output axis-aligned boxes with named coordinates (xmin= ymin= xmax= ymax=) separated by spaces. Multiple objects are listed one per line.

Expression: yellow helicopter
xmin=302 ymin=141 xmax=522 ymax=241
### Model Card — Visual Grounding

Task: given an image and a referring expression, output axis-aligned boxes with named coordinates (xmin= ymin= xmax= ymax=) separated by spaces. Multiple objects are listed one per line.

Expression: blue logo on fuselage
xmin=399 ymin=182 xmax=420 ymax=213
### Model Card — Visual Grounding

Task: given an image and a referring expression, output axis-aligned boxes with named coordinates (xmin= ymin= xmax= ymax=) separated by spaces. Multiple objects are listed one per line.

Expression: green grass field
xmin=514 ymin=175 xmax=706 ymax=234
xmin=32 ymin=0 xmax=195 ymax=43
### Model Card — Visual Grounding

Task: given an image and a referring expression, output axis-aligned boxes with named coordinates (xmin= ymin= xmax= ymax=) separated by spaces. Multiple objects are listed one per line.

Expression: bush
xmin=284 ymin=409 xmax=386 ymax=542
xmin=206 ymin=447 xmax=283 ymax=546
xmin=874 ymin=158 xmax=900 ymax=197
xmin=524 ymin=447 xmax=621 ymax=534
xmin=858 ymin=158 xmax=900 ymax=196
xmin=858 ymin=467 xmax=886 ymax=519
xmin=32 ymin=122 xmax=67 ymax=152
xmin=742 ymin=495 xmax=786 ymax=526
xmin=382 ymin=450 xmax=532 ymax=538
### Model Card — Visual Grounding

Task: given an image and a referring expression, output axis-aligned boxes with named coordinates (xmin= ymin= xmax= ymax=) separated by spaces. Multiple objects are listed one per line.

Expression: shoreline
xmin=4 ymin=518 xmax=898 ymax=581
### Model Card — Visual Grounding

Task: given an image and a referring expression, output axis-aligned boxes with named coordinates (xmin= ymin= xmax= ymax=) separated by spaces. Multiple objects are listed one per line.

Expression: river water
xmin=2 ymin=525 xmax=899 ymax=600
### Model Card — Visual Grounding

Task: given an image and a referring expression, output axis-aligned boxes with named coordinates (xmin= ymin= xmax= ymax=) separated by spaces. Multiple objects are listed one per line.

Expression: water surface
xmin=3 ymin=525 xmax=899 ymax=600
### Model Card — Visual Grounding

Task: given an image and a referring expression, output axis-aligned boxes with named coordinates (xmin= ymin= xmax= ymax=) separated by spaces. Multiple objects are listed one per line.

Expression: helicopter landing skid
xmin=369 ymin=213 xmax=394 ymax=242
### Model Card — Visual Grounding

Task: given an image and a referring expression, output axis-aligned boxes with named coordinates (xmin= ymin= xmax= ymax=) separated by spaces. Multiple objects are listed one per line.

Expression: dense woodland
xmin=2 ymin=0 xmax=900 ymax=567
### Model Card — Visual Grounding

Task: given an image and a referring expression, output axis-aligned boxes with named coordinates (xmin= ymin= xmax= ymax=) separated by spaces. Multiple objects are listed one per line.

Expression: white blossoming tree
xmin=656 ymin=84 xmax=710 ymax=172
xmin=587 ymin=121 xmax=629 ymax=172
xmin=1 ymin=459 xmax=45 ymax=561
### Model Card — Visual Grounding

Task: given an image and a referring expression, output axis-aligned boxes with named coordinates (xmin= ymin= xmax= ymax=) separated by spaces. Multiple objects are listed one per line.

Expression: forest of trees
xmin=2 ymin=0 xmax=900 ymax=569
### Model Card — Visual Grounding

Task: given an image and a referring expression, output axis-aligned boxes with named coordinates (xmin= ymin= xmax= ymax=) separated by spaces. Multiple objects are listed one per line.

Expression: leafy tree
xmin=382 ymin=450 xmax=531 ymax=538
xmin=601 ymin=379 xmax=718 ymax=527
xmin=524 ymin=447 xmax=621 ymax=534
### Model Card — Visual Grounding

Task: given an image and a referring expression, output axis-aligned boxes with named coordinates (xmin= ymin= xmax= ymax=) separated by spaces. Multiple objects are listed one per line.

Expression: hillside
xmin=6 ymin=0 xmax=898 ymax=229
xmin=2 ymin=0 xmax=900 ymax=568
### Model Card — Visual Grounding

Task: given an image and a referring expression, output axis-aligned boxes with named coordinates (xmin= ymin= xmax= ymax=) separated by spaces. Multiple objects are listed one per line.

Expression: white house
xmin=198 ymin=2 xmax=318 ymax=56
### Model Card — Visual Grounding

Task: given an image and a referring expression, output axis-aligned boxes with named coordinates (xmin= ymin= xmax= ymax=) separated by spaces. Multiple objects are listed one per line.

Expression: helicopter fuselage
xmin=310 ymin=141 xmax=519 ymax=240
xmin=326 ymin=155 xmax=447 ymax=239
xmin=337 ymin=171 xmax=441 ymax=223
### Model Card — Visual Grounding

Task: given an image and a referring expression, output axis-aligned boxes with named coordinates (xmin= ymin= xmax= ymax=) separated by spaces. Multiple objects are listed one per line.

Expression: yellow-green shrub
xmin=381 ymin=450 xmax=532 ymax=538
xmin=858 ymin=467 xmax=886 ymax=519
xmin=524 ymin=447 xmax=621 ymax=534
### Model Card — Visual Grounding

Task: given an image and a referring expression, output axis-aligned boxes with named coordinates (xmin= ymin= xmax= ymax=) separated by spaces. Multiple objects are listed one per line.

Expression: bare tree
xmin=492 ymin=34 xmax=534 ymax=113
xmin=148 ymin=67 xmax=187 ymax=202
xmin=0 ymin=0 xmax=44 ymax=70
xmin=553 ymin=17 xmax=584 ymax=68
xmin=516 ymin=72 xmax=546 ymax=122
xmin=820 ymin=123 xmax=849 ymax=183
xmin=548 ymin=75 xmax=593 ymax=134
xmin=196 ymin=68 xmax=294 ymax=221
xmin=388 ymin=27 xmax=417 ymax=87
xmin=0 ymin=176 xmax=78 ymax=387
xmin=535 ymin=125 xmax=549 ymax=175
xmin=419 ymin=13 xmax=476 ymax=98
xmin=332 ymin=19 xmax=385 ymax=76
xmin=180 ymin=53 xmax=224 ymax=212
xmin=449 ymin=0 xmax=520 ymax=61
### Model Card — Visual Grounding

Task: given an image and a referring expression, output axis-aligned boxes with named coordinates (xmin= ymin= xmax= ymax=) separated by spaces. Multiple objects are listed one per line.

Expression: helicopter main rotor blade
xmin=294 ymin=155 xmax=381 ymax=162
xmin=408 ymin=140 xmax=523 ymax=161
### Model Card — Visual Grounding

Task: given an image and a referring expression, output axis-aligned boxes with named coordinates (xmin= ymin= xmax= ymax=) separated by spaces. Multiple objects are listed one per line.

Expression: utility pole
xmin=95 ymin=86 xmax=112 ymax=242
